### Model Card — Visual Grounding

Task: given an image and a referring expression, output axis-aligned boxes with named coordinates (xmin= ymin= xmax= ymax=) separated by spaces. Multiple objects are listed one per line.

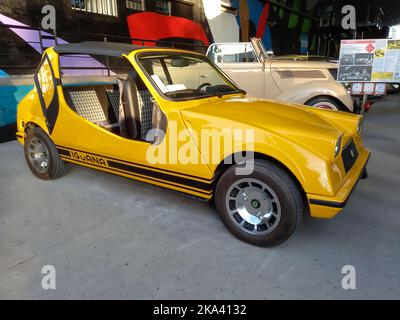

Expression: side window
xmin=36 ymin=56 xmax=56 ymax=110
xmin=208 ymin=43 xmax=257 ymax=63
xmin=34 ymin=54 xmax=59 ymax=134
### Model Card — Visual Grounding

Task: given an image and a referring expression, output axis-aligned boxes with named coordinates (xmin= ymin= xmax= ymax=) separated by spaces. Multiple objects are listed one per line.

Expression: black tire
xmin=215 ymin=160 xmax=304 ymax=247
xmin=306 ymin=96 xmax=348 ymax=111
xmin=24 ymin=127 xmax=67 ymax=180
xmin=361 ymin=168 xmax=368 ymax=180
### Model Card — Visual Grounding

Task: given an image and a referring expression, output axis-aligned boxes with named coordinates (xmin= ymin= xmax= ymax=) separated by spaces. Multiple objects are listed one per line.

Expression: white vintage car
xmin=207 ymin=38 xmax=355 ymax=112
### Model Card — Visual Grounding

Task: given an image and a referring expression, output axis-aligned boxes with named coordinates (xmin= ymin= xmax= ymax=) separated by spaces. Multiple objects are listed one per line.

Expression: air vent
xmin=277 ymin=70 xmax=326 ymax=79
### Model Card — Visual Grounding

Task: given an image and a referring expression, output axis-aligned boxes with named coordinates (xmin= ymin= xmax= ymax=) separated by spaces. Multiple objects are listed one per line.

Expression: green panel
xmin=302 ymin=18 xmax=311 ymax=33
xmin=310 ymin=35 xmax=317 ymax=51
xmin=288 ymin=0 xmax=301 ymax=29
xmin=292 ymin=0 xmax=301 ymax=11
xmin=288 ymin=14 xmax=299 ymax=29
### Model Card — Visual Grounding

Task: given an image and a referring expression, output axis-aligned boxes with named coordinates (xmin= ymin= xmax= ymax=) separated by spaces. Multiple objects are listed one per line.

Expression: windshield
xmin=137 ymin=53 xmax=241 ymax=100
xmin=207 ymin=43 xmax=257 ymax=63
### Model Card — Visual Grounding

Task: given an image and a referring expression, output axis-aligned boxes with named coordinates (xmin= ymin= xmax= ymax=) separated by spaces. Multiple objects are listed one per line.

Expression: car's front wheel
xmin=306 ymin=96 xmax=346 ymax=111
xmin=24 ymin=126 xmax=67 ymax=180
xmin=215 ymin=160 xmax=304 ymax=247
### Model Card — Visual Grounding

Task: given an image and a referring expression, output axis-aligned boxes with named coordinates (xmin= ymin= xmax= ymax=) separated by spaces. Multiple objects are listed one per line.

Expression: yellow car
xmin=16 ymin=42 xmax=371 ymax=247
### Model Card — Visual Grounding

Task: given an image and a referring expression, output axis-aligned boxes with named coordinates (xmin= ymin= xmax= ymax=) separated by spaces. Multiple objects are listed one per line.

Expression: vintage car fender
xmin=275 ymin=80 xmax=354 ymax=112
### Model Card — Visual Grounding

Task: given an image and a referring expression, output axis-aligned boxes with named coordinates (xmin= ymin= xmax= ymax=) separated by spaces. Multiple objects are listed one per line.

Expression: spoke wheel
xmin=24 ymin=126 xmax=67 ymax=180
xmin=226 ymin=178 xmax=281 ymax=235
xmin=215 ymin=159 xmax=304 ymax=247
xmin=28 ymin=137 xmax=50 ymax=173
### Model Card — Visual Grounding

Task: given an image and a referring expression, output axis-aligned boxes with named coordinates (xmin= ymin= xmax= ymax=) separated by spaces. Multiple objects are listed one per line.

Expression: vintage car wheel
xmin=306 ymin=96 xmax=345 ymax=111
xmin=215 ymin=160 xmax=303 ymax=247
xmin=24 ymin=127 xmax=67 ymax=180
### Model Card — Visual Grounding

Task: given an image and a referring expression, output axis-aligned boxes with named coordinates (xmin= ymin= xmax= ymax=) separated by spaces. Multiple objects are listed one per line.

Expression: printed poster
xmin=338 ymin=39 xmax=400 ymax=83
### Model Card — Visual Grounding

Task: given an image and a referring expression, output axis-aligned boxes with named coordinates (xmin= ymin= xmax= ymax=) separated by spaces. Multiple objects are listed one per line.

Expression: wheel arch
xmin=213 ymin=151 xmax=309 ymax=214
xmin=24 ymin=120 xmax=49 ymax=135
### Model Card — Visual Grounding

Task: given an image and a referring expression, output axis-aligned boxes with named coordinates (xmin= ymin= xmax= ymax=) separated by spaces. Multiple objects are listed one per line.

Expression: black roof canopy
xmin=54 ymin=41 xmax=141 ymax=57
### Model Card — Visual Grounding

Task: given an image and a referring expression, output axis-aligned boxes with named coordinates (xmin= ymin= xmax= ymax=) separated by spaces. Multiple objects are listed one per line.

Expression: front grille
xmin=342 ymin=139 xmax=359 ymax=172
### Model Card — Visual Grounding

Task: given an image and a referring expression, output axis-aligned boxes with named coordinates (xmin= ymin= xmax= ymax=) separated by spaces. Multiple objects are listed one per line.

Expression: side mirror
xmin=171 ymin=58 xmax=189 ymax=68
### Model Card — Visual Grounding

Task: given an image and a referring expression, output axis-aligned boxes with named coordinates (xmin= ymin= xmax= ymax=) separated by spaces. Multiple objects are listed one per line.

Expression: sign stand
xmin=360 ymin=94 xmax=368 ymax=115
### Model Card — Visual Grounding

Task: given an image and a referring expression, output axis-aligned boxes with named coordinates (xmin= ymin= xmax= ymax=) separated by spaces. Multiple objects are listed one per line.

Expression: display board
xmin=338 ymin=39 xmax=400 ymax=83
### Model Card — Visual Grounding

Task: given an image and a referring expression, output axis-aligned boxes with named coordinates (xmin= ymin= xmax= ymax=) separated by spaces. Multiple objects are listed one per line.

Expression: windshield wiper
xmin=208 ymin=90 xmax=246 ymax=99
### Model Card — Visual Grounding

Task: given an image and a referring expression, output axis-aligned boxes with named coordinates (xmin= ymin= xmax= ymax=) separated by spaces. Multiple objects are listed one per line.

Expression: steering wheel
xmin=196 ymin=82 xmax=211 ymax=91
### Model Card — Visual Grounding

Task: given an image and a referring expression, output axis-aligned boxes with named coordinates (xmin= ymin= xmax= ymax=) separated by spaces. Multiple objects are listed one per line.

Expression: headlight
xmin=334 ymin=135 xmax=343 ymax=158
xmin=356 ymin=117 xmax=363 ymax=135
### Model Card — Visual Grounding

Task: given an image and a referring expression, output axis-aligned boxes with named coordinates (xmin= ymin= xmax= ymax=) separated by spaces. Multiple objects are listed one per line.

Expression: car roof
xmin=53 ymin=41 xmax=145 ymax=57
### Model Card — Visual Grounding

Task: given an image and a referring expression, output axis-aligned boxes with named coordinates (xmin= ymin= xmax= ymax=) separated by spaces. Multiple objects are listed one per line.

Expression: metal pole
xmin=38 ymin=29 xmax=44 ymax=53
xmin=53 ymin=26 xmax=58 ymax=45
xmin=360 ymin=93 xmax=368 ymax=115
xmin=53 ymin=7 xmax=58 ymax=45
xmin=104 ymin=36 xmax=111 ymax=77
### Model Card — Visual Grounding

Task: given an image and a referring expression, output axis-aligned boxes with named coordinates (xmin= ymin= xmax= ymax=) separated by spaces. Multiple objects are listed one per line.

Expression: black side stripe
xmin=107 ymin=160 xmax=212 ymax=192
xmin=57 ymin=148 xmax=71 ymax=157
xmin=309 ymin=199 xmax=345 ymax=208
xmin=60 ymin=155 xmax=212 ymax=196
xmin=56 ymin=145 xmax=213 ymax=183
xmin=56 ymin=146 xmax=214 ymax=193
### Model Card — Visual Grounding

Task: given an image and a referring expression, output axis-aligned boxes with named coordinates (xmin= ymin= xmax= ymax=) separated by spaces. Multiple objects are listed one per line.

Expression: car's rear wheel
xmin=215 ymin=160 xmax=304 ymax=247
xmin=306 ymin=96 xmax=346 ymax=111
xmin=24 ymin=126 xmax=67 ymax=180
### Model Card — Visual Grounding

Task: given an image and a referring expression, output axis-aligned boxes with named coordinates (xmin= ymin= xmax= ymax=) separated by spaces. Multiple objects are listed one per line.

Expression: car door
xmin=34 ymin=53 xmax=59 ymax=134
xmin=262 ymin=61 xmax=283 ymax=99
xmin=210 ymin=43 xmax=265 ymax=98
xmin=221 ymin=61 xmax=265 ymax=98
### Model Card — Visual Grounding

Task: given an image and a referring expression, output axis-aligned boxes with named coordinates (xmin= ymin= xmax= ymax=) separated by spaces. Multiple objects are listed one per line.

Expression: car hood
xmin=180 ymin=97 xmax=343 ymax=158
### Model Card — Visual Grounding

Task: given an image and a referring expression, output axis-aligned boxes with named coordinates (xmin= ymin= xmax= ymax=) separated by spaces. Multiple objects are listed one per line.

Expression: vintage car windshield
xmin=137 ymin=53 xmax=241 ymax=100
xmin=207 ymin=43 xmax=258 ymax=63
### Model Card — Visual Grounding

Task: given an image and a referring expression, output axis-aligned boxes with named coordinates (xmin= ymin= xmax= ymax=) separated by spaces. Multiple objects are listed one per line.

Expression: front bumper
xmin=16 ymin=131 xmax=24 ymax=144
xmin=307 ymin=149 xmax=371 ymax=218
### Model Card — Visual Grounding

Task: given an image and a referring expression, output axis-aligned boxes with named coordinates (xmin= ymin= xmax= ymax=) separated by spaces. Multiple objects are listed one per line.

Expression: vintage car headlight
xmin=356 ymin=118 xmax=363 ymax=135
xmin=334 ymin=135 xmax=343 ymax=158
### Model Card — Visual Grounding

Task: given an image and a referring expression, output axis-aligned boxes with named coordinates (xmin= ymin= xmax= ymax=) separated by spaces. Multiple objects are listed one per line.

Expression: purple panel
xmin=0 ymin=13 xmax=115 ymax=75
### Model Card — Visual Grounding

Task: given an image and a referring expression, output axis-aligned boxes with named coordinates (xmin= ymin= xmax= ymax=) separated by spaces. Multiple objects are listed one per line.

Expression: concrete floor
xmin=0 ymin=96 xmax=399 ymax=300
